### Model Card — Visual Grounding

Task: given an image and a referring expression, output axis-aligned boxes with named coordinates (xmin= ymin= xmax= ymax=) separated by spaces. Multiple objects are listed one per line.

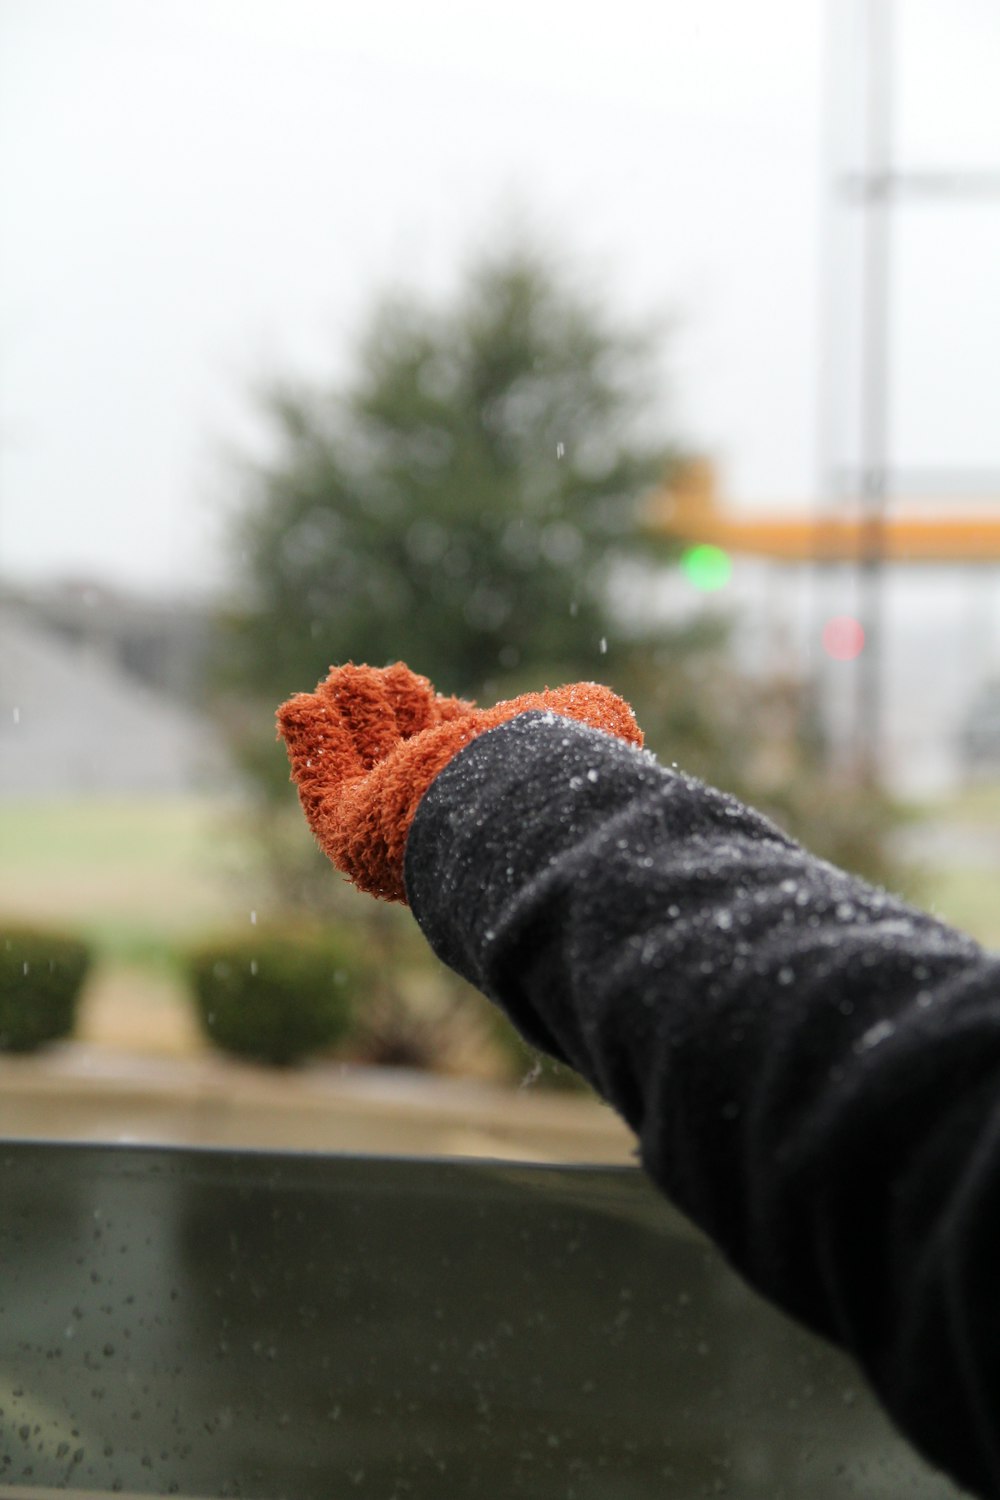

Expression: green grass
xmin=913 ymin=867 xmax=1000 ymax=950
xmin=1 ymin=797 xmax=234 ymax=873
xmin=912 ymin=780 xmax=1000 ymax=825
xmin=0 ymin=796 xmax=262 ymax=964
xmin=894 ymin=777 xmax=1000 ymax=949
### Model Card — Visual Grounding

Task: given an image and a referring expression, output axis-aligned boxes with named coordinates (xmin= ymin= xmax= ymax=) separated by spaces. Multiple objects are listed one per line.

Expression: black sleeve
xmin=403 ymin=710 xmax=1000 ymax=1499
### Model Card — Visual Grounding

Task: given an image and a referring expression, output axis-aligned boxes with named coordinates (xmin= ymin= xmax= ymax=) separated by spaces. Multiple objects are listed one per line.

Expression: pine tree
xmin=221 ymin=245 xmax=675 ymax=737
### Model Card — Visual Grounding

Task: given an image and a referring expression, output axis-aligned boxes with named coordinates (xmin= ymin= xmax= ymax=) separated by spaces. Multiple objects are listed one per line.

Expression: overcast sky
xmin=1 ymin=0 xmax=998 ymax=595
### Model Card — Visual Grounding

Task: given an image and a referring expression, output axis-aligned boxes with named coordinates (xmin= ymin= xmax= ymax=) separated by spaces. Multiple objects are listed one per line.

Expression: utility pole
xmin=854 ymin=0 xmax=893 ymax=786
xmin=827 ymin=0 xmax=1000 ymax=786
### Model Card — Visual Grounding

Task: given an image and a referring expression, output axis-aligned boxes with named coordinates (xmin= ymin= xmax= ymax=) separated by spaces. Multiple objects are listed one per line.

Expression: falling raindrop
xmin=519 ymin=1058 xmax=543 ymax=1090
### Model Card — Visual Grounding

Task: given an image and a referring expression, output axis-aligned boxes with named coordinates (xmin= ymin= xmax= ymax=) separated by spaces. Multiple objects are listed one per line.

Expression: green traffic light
xmin=681 ymin=544 xmax=732 ymax=591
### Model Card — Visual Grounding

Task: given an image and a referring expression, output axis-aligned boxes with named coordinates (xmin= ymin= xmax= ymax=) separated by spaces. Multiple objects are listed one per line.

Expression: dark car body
xmin=0 ymin=1141 xmax=966 ymax=1497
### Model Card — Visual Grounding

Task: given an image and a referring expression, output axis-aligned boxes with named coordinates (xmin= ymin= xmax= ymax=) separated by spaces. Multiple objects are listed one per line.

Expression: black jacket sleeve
xmin=403 ymin=711 xmax=1000 ymax=1499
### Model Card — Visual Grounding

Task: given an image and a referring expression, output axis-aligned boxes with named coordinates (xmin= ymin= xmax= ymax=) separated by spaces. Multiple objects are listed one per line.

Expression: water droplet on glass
xmin=854 ymin=1018 xmax=895 ymax=1053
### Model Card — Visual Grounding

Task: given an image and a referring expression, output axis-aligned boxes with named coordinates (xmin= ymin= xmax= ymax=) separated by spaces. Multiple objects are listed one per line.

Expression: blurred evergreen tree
xmin=220 ymin=244 xmax=676 ymax=765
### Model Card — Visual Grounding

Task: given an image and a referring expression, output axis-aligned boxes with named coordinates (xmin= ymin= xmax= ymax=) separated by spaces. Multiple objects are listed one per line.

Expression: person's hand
xmin=277 ymin=662 xmax=643 ymax=902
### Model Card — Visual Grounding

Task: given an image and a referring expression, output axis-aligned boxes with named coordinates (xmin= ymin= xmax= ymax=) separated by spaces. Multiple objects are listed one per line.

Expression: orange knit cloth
xmin=278 ymin=662 xmax=643 ymax=902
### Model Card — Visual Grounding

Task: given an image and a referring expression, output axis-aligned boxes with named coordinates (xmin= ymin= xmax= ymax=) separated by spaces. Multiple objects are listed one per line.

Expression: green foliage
xmin=186 ymin=928 xmax=362 ymax=1066
xmin=0 ymin=925 xmax=91 ymax=1052
xmin=217 ymin=243 xmax=676 ymax=798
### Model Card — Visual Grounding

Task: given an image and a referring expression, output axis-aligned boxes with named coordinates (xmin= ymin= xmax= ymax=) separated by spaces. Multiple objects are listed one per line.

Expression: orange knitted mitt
xmin=277 ymin=662 xmax=643 ymax=903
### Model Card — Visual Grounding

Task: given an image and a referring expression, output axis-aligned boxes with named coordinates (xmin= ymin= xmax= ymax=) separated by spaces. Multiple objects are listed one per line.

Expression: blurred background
xmin=1 ymin=0 xmax=999 ymax=1139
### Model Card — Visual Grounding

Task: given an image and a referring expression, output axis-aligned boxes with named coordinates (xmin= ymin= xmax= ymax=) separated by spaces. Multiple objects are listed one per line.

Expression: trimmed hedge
xmin=186 ymin=929 xmax=362 ymax=1066
xmin=0 ymin=925 xmax=92 ymax=1052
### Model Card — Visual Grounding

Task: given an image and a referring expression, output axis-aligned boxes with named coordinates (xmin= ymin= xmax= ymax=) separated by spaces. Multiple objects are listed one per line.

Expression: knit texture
xmin=277 ymin=662 xmax=643 ymax=901
xmin=406 ymin=712 xmax=1000 ymax=1499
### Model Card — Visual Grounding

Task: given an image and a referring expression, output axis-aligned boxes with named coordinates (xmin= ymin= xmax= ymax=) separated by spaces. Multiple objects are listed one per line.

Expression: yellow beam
xmin=646 ymin=463 xmax=1000 ymax=563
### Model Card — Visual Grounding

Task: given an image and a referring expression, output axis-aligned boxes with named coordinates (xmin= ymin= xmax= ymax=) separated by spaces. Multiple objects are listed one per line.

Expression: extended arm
xmin=405 ymin=713 xmax=1000 ymax=1499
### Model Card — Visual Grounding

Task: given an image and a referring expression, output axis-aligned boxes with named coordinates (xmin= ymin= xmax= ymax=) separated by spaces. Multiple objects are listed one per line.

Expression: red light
xmin=822 ymin=615 xmax=865 ymax=661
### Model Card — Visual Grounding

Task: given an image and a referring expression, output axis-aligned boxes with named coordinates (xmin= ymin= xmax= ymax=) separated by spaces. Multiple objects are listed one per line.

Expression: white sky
xmin=1 ymin=0 xmax=998 ymax=594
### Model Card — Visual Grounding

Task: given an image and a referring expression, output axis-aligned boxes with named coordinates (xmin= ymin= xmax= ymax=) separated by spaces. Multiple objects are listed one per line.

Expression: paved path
xmin=0 ymin=1042 xmax=636 ymax=1164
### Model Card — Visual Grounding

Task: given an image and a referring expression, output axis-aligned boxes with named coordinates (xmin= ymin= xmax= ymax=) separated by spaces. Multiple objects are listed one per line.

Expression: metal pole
xmin=813 ymin=1 xmax=838 ymax=704
xmin=823 ymin=3 xmax=1000 ymax=787
xmin=856 ymin=0 xmax=893 ymax=786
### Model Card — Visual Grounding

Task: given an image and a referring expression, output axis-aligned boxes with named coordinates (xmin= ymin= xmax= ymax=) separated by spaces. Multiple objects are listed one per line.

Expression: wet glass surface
xmin=0 ymin=1142 xmax=961 ymax=1498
